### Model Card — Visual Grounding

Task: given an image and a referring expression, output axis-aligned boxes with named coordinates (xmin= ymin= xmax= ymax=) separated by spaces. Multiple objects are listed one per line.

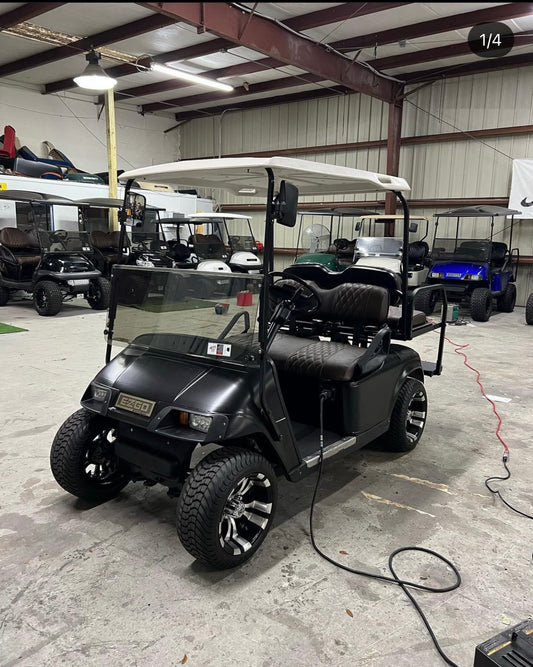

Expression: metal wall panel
xmin=179 ymin=68 xmax=533 ymax=305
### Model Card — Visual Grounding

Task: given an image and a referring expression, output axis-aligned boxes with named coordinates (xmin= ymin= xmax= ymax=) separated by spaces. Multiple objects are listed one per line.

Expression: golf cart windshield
xmin=111 ymin=267 xmax=261 ymax=365
xmin=355 ymin=236 xmax=403 ymax=257
xmin=128 ymin=218 xmax=166 ymax=252
xmin=432 ymin=238 xmax=491 ymax=262
xmin=38 ymin=229 xmax=93 ymax=253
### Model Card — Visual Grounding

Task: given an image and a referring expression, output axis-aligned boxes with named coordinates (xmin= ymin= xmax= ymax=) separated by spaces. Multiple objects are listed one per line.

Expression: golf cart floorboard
xmin=292 ymin=421 xmax=357 ymax=468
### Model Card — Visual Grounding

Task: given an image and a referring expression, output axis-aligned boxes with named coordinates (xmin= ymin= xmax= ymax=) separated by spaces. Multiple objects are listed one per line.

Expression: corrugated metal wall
xmin=179 ymin=67 xmax=533 ymax=305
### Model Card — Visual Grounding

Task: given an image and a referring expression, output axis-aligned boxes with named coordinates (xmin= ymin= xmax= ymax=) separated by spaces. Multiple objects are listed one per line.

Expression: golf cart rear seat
xmin=0 ymin=227 xmax=41 ymax=278
xmin=283 ymin=263 xmax=428 ymax=337
xmin=270 ymin=282 xmax=390 ymax=382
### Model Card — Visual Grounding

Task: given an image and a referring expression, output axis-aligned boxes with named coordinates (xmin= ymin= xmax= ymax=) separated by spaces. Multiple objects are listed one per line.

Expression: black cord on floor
xmin=485 ymin=459 xmax=533 ymax=520
xmin=309 ymin=393 xmax=461 ymax=667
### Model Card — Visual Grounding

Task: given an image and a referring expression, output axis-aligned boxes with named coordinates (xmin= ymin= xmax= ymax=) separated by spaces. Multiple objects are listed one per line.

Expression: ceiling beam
xmin=43 ymin=37 xmax=234 ymax=94
xmin=284 ymin=2 xmax=410 ymax=31
xmin=401 ymin=51 xmax=533 ymax=83
xmin=332 ymin=2 xmax=533 ymax=51
xmin=0 ymin=13 xmax=178 ymax=78
xmin=143 ymin=73 xmax=325 ymax=113
xmin=139 ymin=2 xmax=402 ymax=102
xmin=0 ymin=2 xmax=66 ymax=29
xmin=114 ymin=56 xmax=282 ymax=101
xmin=369 ymin=32 xmax=533 ymax=70
xmin=173 ymin=86 xmax=350 ymax=122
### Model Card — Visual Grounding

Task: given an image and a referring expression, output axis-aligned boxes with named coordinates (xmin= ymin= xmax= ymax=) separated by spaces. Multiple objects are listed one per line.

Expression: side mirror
xmin=273 ymin=180 xmax=298 ymax=227
xmin=124 ymin=192 xmax=146 ymax=227
xmin=409 ymin=222 xmax=418 ymax=233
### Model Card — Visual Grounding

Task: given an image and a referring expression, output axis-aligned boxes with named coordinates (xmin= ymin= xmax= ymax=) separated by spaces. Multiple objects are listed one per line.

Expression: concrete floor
xmin=0 ymin=296 xmax=532 ymax=666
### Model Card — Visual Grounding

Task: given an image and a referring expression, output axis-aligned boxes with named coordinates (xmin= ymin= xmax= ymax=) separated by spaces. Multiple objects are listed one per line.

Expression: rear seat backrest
xmin=303 ymin=281 xmax=390 ymax=328
xmin=0 ymin=227 xmax=39 ymax=251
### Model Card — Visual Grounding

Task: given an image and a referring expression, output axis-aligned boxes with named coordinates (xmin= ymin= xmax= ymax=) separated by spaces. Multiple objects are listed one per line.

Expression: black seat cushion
xmin=387 ymin=306 xmax=426 ymax=328
xmin=269 ymin=333 xmax=370 ymax=381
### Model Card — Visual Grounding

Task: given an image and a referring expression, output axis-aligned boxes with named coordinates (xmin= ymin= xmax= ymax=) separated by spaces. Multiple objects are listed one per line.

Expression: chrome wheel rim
xmin=219 ymin=473 xmax=273 ymax=556
xmin=85 ymin=428 xmax=121 ymax=485
xmin=405 ymin=389 xmax=427 ymax=444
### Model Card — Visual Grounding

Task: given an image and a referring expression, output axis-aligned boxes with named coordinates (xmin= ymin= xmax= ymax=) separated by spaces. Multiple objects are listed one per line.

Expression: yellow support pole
xmin=104 ymin=88 xmax=118 ymax=231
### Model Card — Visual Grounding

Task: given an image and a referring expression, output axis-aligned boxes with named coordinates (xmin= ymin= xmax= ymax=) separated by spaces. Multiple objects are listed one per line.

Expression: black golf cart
xmin=79 ymin=198 xmax=173 ymax=276
xmin=50 ymin=157 xmax=446 ymax=569
xmin=526 ymin=292 xmax=533 ymax=325
xmin=416 ymin=205 xmax=520 ymax=321
xmin=0 ymin=190 xmax=110 ymax=315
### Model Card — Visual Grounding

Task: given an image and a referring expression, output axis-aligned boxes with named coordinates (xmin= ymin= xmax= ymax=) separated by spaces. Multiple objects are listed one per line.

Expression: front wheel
xmin=176 ymin=447 xmax=277 ymax=569
xmin=50 ymin=408 xmax=129 ymax=502
xmin=382 ymin=379 xmax=428 ymax=452
xmin=470 ymin=287 xmax=493 ymax=322
xmin=526 ymin=293 xmax=533 ymax=325
xmin=86 ymin=277 xmax=111 ymax=310
xmin=496 ymin=283 xmax=516 ymax=313
xmin=33 ymin=280 xmax=62 ymax=316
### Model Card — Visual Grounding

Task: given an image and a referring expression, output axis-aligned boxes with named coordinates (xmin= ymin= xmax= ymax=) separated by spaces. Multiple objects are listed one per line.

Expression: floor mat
xmin=0 ymin=323 xmax=28 ymax=334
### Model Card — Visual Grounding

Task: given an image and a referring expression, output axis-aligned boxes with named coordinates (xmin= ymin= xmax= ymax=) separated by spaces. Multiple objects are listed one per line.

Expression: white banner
xmin=508 ymin=158 xmax=533 ymax=218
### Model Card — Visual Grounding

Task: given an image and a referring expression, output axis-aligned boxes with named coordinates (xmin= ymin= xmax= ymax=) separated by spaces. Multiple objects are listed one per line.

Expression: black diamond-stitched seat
xmin=269 ymin=281 xmax=390 ymax=381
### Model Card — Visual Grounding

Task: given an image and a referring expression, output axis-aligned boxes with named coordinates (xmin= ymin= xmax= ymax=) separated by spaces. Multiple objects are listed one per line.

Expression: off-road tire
xmin=526 ymin=293 xmax=533 ymax=325
xmin=470 ymin=287 xmax=493 ymax=322
xmin=176 ymin=446 xmax=277 ymax=569
xmin=414 ymin=289 xmax=438 ymax=315
xmin=86 ymin=277 xmax=111 ymax=310
xmin=496 ymin=283 xmax=516 ymax=313
xmin=0 ymin=285 xmax=9 ymax=306
xmin=33 ymin=280 xmax=62 ymax=316
xmin=382 ymin=379 xmax=427 ymax=452
xmin=50 ymin=408 xmax=129 ymax=502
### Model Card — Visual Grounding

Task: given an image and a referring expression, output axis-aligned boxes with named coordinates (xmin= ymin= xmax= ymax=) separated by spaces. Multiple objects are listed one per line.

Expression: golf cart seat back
xmin=284 ymin=263 xmax=403 ymax=305
xmin=90 ymin=230 xmax=125 ymax=263
xmin=270 ymin=281 xmax=390 ymax=382
xmin=455 ymin=240 xmax=488 ymax=262
xmin=490 ymin=241 xmax=508 ymax=268
xmin=408 ymin=240 xmax=429 ymax=267
xmin=0 ymin=227 xmax=41 ymax=277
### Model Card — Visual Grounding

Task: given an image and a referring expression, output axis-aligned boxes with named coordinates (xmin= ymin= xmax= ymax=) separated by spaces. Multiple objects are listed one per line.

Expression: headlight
xmin=464 ymin=274 xmax=481 ymax=280
xmin=189 ymin=413 xmax=212 ymax=433
xmin=430 ymin=272 xmax=443 ymax=278
xmin=91 ymin=384 xmax=110 ymax=402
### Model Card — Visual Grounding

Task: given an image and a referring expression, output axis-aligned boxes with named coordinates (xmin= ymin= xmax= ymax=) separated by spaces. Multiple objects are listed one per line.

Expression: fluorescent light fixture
xmin=151 ymin=62 xmax=234 ymax=92
xmin=74 ymin=49 xmax=117 ymax=91
xmin=238 ymin=188 xmax=257 ymax=194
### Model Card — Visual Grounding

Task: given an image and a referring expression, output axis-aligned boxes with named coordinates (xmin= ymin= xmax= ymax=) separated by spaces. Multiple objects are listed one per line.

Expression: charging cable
xmin=309 ymin=391 xmax=461 ymax=666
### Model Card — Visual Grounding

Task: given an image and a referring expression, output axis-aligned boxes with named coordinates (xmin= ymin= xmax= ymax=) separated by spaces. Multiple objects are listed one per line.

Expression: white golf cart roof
xmin=188 ymin=212 xmax=251 ymax=221
xmin=120 ymin=157 xmax=410 ymax=196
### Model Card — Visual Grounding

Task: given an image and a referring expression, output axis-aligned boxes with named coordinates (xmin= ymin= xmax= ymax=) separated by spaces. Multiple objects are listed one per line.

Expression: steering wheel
xmin=333 ymin=237 xmax=350 ymax=250
xmin=269 ymin=272 xmax=320 ymax=314
xmin=135 ymin=239 xmax=150 ymax=251
xmin=51 ymin=229 xmax=68 ymax=241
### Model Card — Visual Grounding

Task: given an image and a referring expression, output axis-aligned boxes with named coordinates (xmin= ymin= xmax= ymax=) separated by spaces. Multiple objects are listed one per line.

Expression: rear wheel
xmin=382 ymin=379 xmax=427 ymax=452
xmin=33 ymin=280 xmax=62 ymax=316
xmin=496 ymin=283 xmax=516 ymax=312
xmin=0 ymin=285 xmax=9 ymax=306
xmin=176 ymin=446 xmax=277 ymax=569
xmin=470 ymin=287 xmax=492 ymax=322
xmin=86 ymin=277 xmax=111 ymax=310
xmin=50 ymin=408 xmax=129 ymax=502
xmin=414 ymin=288 xmax=439 ymax=315
xmin=526 ymin=293 xmax=533 ymax=325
